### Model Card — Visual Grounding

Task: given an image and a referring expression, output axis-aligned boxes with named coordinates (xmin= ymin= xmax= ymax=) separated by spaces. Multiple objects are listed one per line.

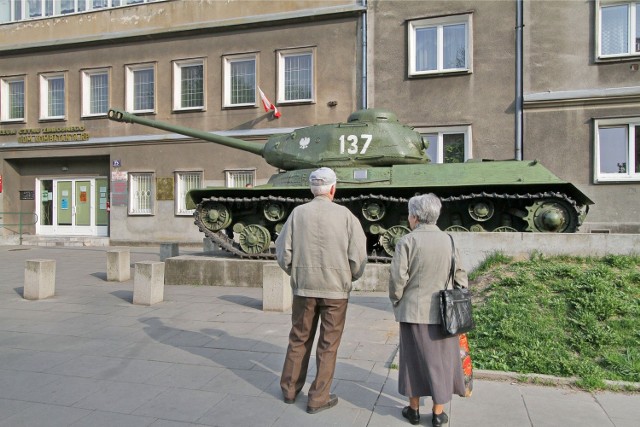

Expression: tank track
xmin=194 ymin=191 xmax=582 ymax=263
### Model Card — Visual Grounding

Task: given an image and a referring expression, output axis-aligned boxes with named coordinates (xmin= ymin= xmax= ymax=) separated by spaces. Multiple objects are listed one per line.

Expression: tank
xmin=107 ymin=108 xmax=593 ymax=261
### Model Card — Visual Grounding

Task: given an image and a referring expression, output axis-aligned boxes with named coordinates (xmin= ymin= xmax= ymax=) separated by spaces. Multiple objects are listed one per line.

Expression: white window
xmin=419 ymin=126 xmax=472 ymax=163
xmin=173 ymin=59 xmax=205 ymax=111
xmin=225 ymin=169 xmax=256 ymax=188
xmin=408 ymin=14 xmax=472 ymax=76
xmin=1 ymin=76 xmax=25 ymax=121
xmin=175 ymin=171 xmax=202 ymax=215
xmin=1 ymin=0 xmax=162 ymax=23
xmin=81 ymin=68 xmax=109 ymax=117
xmin=598 ymin=1 xmax=640 ymax=58
xmin=129 ymin=172 xmax=154 ymax=215
xmin=223 ymin=54 xmax=257 ymax=107
xmin=39 ymin=73 xmax=65 ymax=120
xmin=594 ymin=118 xmax=640 ymax=182
xmin=126 ymin=64 xmax=155 ymax=113
xmin=277 ymin=48 xmax=314 ymax=103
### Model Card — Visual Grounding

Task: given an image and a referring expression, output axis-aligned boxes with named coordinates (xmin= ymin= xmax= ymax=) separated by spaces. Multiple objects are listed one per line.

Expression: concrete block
xmin=107 ymin=247 xmax=130 ymax=282
xmin=203 ymin=238 xmax=215 ymax=252
xmin=133 ymin=261 xmax=165 ymax=306
xmin=262 ymin=263 xmax=292 ymax=312
xmin=354 ymin=263 xmax=390 ymax=292
xmin=24 ymin=259 xmax=56 ymax=300
xmin=160 ymin=242 xmax=179 ymax=261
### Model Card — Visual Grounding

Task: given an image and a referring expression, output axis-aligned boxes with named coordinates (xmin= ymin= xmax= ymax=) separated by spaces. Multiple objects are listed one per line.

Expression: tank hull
xmin=189 ymin=160 xmax=593 ymax=262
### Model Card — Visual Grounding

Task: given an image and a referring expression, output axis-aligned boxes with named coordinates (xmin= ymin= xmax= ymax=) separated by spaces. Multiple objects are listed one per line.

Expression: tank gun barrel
xmin=107 ymin=109 xmax=265 ymax=156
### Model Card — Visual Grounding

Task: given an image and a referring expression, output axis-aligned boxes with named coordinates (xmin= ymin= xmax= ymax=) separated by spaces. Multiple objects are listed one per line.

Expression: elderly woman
xmin=389 ymin=193 xmax=468 ymax=426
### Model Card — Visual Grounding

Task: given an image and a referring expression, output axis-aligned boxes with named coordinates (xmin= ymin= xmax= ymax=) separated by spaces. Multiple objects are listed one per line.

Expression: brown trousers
xmin=280 ymin=295 xmax=348 ymax=408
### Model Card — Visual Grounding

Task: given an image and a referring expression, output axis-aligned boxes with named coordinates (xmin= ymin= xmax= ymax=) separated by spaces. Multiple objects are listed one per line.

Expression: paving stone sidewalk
xmin=0 ymin=245 xmax=637 ymax=426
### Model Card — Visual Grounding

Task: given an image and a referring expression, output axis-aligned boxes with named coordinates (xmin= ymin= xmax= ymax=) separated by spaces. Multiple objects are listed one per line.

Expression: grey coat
xmin=275 ymin=195 xmax=368 ymax=299
xmin=389 ymin=224 xmax=468 ymax=324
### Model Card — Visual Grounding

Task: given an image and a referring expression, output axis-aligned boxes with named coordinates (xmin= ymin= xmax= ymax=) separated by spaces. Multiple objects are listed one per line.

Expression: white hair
xmin=311 ymin=183 xmax=333 ymax=196
xmin=408 ymin=193 xmax=442 ymax=224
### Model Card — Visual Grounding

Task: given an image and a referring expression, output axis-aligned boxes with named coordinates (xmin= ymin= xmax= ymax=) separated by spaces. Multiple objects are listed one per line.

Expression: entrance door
xmin=36 ymin=178 xmax=108 ymax=236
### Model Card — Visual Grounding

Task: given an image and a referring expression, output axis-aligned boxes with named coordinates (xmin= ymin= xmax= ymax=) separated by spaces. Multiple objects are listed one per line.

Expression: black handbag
xmin=439 ymin=235 xmax=475 ymax=336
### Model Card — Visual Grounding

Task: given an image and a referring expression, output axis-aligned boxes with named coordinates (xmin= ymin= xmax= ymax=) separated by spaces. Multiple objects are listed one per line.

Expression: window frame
xmin=172 ymin=58 xmax=206 ymax=112
xmin=1 ymin=0 xmax=164 ymax=23
xmin=128 ymin=172 xmax=155 ymax=215
xmin=276 ymin=47 xmax=315 ymax=104
xmin=125 ymin=63 xmax=156 ymax=114
xmin=417 ymin=126 xmax=473 ymax=164
xmin=408 ymin=13 xmax=473 ymax=77
xmin=39 ymin=72 xmax=66 ymax=121
xmin=174 ymin=170 xmax=203 ymax=215
xmin=222 ymin=53 xmax=258 ymax=108
xmin=224 ymin=168 xmax=256 ymax=188
xmin=0 ymin=75 xmax=26 ymax=122
xmin=81 ymin=68 xmax=110 ymax=117
xmin=594 ymin=117 xmax=640 ymax=183
xmin=596 ymin=0 xmax=640 ymax=59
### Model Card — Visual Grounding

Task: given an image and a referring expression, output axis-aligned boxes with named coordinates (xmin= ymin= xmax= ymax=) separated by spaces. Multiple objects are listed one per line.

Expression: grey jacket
xmin=275 ymin=195 xmax=368 ymax=299
xmin=389 ymin=223 xmax=468 ymax=324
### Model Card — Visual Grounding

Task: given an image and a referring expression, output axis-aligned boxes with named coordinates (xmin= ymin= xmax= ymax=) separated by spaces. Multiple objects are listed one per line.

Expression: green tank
xmin=107 ymin=108 xmax=593 ymax=261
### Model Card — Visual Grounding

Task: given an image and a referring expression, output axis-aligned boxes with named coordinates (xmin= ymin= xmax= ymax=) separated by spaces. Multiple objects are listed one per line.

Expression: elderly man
xmin=275 ymin=167 xmax=367 ymax=414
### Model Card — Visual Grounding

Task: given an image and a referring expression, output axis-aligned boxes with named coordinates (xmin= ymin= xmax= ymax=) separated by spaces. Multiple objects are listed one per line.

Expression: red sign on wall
xmin=0 ymin=174 xmax=2 ymax=193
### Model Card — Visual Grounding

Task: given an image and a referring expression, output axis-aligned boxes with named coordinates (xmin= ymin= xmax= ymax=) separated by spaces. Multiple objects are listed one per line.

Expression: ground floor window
xmin=595 ymin=118 xmax=640 ymax=182
xmin=175 ymin=171 xmax=202 ymax=215
xmin=129 ymin=172 xmax=154 ymax=214
xmin=419 ymin=126 xmax=472 ymax=163
xmin=225 ymin=169 xmax=255 ymax=188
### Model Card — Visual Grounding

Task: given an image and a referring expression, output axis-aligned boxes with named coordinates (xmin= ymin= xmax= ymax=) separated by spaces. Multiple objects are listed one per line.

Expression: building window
xmin=81 ymin=69 xmax=109 ymax=117
xmin=408 ymin=13 xmax=472 ymax=76
xmin=1 ymin=76 xmax=25 ymax=121
xmin=39 ymin=73 xmax=65 ymax=120
xmin=1 ymin=0 xmax=162 ymax=23
xmin=173 ymin=59 xmax=204 ymax=111
xmin=175 ymin=171 xmax=202 ymax=215
xmin=129 ymin=172 xmax=154 ymax=215
xmin=225 ymin=169 xmax=255 ymax=188
xmin=594 ymin=118 xmax=640 ymax=182
xmin=598 ymin=1 xmax=640 ymax=58
xmin=420 ymin=126 xmax=472 ymax=163
xmin=223 ymin=54 xmax=257 ymax=107
xmin=126 ymin=64 xmax=155 ymax=113
xmin=277 ymin=48 xmax=314 ymax=103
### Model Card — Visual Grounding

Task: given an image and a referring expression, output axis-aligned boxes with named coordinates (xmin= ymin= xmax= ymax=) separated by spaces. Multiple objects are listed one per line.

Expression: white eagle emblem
xmin=299 ymin=137 xmax=311 ymax=149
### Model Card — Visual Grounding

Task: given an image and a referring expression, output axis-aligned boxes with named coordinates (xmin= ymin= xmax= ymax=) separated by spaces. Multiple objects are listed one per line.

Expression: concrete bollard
xmin=262 ymin=263 xmax=292 ymax=312
xmin=24 ymin=259 xmax=56 ymax=300
xmin=107 ymin=247 xmax=131 ymax=282
xmin=160 ymin=242 xmax=179 ymax=261
xmin=133 ymin=261 xmax=165 ymax=306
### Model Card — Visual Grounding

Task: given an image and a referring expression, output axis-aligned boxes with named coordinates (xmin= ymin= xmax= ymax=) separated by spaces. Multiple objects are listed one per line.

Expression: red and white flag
xmin=258 ymin=86 xmax=281 ymax=118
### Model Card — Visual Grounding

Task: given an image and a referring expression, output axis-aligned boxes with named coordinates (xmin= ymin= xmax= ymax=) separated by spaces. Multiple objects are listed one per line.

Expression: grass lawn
xmin=467 ymin=252 xmax=640 ymax=390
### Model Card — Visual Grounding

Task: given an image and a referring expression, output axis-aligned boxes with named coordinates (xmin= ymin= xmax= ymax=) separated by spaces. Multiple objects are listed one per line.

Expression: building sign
xmin=19 ymin=190 xmax=35 ymax=200
xmin=1 ymin=126 xmax=90 ymax=143
xmin=111 ymin=171 xmax=128 ymax=207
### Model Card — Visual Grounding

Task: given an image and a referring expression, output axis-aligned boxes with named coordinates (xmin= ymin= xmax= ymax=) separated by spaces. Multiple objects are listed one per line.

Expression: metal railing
xmin=0 ymin=212 xmax=38 ymax=245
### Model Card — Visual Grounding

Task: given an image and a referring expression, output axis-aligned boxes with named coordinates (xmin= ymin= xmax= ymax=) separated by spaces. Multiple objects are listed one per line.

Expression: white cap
xmin=309 ymin=167 xmax=337 ymax=186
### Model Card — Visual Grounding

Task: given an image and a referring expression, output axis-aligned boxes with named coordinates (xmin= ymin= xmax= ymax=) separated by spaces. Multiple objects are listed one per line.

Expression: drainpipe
xmin=361 ymin=0 xmax=368 ymax=109
xmin=515 ymin=0 xmax=524 ymax=160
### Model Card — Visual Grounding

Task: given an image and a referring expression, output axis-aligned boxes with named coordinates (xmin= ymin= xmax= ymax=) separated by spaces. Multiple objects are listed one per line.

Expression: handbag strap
xmin=444 ymin=234 xmax=455 ymax=291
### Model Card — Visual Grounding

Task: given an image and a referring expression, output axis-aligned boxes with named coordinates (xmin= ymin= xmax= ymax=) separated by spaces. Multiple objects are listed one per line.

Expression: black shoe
xmin=283 ymin=392 xmax=298 ymax=404
xmin=306 ymin=394 xmax=338 ymax=414
xmin=402 ymin=406 xmax=420 ymax=425
xmin=432 ymin=411 xmax=449 ymax=426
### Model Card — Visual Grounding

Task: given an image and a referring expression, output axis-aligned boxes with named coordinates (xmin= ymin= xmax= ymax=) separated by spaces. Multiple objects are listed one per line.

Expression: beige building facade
xmin=1 ymin=0 xmax=639 ymax=245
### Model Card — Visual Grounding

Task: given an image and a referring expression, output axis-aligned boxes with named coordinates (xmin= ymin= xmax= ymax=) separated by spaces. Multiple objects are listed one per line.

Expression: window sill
xmin=408 ymin=69 xmax=472 ymax=79
xmin=594 ymin=176 xmax=640 ymax=183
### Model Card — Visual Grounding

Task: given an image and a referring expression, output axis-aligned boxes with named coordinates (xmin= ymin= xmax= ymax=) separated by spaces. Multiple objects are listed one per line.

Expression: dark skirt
xmin=398 ymin=323 xmax=466 ymax=404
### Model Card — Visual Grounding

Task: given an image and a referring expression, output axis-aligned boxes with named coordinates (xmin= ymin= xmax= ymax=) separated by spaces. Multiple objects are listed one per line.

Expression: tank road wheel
xmin=263 ymin=202 xmax=286 ymax=222
xmin=380 ymin=225 xmax=411 ymax=256
xmin=468 ymin=199 xmax=495 ymax=222
xmin=239 ymin=224 xmax=271 ymax=254
xmin=524 ymin=199 xmax=578 ymax=233
xmin=362 ymin=201 xmax=386 ymax=221
xmin=493 ymin=226 xmax=518 ymax=232
xmin=445 ymin=225 xmax=469 ymax=232
xmin=199 ymin=202 xmax=232 ymax=232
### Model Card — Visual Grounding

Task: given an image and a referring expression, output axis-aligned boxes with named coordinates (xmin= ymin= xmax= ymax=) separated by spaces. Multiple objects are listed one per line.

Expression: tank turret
xmin=107 ymin=108 xmax=593 ymax=261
